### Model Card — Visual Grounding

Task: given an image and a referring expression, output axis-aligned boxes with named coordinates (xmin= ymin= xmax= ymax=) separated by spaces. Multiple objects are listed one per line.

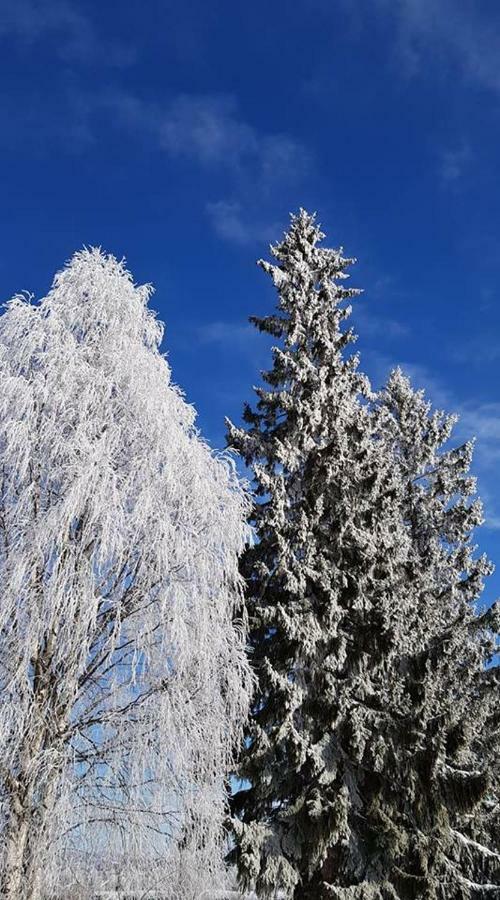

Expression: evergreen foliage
xmin=228 ymin=212 xmax=499 ymax=899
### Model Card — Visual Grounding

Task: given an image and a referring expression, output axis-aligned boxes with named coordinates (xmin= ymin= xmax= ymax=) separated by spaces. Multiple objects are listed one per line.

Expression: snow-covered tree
xmin=370 ymin=368 xmax=500 ymax=897
xmin=0 ymin=249 xmax=252 ymax=900
xmin=228 ymin=211 xmax=499 ymax=899
xmin=227 ymin=210 xmax=399 ymax=897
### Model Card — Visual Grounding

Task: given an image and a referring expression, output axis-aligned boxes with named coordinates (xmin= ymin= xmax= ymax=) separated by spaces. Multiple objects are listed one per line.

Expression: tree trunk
xmin=2 ymin=770 xmax=58 ymax=900
xmin=1 ymin=691 xmax=62 ymax=899
xmin=2 ymin=813 xmax=30 ymax=900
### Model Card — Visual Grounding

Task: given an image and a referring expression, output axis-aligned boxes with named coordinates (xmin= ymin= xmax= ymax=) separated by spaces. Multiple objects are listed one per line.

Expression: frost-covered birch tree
xmin=0 ymin=249 xmax=252 ymax=900
xmin=228 ymin=211 xmax=499 ymax=899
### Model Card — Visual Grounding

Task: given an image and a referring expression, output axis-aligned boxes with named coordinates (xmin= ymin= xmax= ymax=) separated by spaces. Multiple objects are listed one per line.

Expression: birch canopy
xmin=0 ymin=249 xmax=252 ymax=899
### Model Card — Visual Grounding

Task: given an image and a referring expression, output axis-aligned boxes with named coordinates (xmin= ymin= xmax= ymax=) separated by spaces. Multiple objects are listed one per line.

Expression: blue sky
xmin=1 ymin=0 xmax=500 ymax=598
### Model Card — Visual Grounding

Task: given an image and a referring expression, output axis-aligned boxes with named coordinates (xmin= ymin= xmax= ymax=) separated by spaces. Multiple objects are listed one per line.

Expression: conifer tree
xmin=371 ymin=369 xmax=500 ymax=897
xmin=227 ymin=210 xmax=406 ymax=897
xmin=228 ymin=212 xmax=499 ymax=900
xmin=0 ymin=249 xmax=252 ymax=900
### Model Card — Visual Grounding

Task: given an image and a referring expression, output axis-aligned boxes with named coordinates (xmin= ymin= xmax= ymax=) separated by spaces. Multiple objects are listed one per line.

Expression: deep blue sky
xmin=1 ymin=0 xmax=500 ymax=598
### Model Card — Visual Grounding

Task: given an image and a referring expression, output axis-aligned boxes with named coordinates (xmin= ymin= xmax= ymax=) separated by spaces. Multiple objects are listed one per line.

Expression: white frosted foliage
xmin=0 ymin=249 xmax=252 ymax=899
xmin=228 ymin=212 xmax=499 ymax=900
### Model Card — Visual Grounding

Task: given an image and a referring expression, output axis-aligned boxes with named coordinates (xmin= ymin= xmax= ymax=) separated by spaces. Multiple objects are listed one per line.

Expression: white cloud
xmin=206 ymin=201 xmax=280 ymax=246
xmin=354 ymin=302 xmax=410 ymax=339
xmin=439 ymin=142 xmax=471 ymax=183
xmin=0 ymin=0 xmax=135 ymax=66
xmin=374 ymin=0 xmax=500 ymax=93
xmin=5 ymin=81 xmax=310 ymax=243
xmin=196 ymin=319 xmax=271 ymax=366
xmin=448 ymin=322 xmax=500 ymax=366
xmin=159 ymin=94 xmax=310 ymax=184
xmin=154 ymin=94 xmax=310 ymax=244
xmin=459 ymin=403 xmax=500 ymax=463
xmin=160 ymin=95 xmax=256 ymax=167
xmin=197 ymin=320 xmax=256 ymax=346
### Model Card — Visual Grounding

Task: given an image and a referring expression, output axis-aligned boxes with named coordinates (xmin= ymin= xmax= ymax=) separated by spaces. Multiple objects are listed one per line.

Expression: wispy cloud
xmin=197 ymin=320 xmax=256 ymax=346
xmin=350 ymin=272 xmax=413 ymax=342
xmin=459 ymin=403 xmax=500 ymax=463
xmin=354 ymin=303 xmax=410 ymax=339
xmin=160 ymin=95 xmax=257 ymax=166
xmin=159 ymin=94 xmax=310 ymax=243
xmin=195 ymin=318 xmax=271 ymax=369
xmin=0 ymin=0 xmax=136 ymax=66
xmin=373 ymin=0 xmax=500 ymax=93
xmin=2 ymin=78 xmax=310 ymax=242
xmin=99 ymin=90 xmax=311 ymax=245
xmin=439 ymin=142 xmax=472 ymax=183
xmin=158 ymin=94 xmax=309 ymax=183
xmin=448 ymin=328 xmax=500 ymax=366
xmin=206 ymin=201 xmax=280 ymax=246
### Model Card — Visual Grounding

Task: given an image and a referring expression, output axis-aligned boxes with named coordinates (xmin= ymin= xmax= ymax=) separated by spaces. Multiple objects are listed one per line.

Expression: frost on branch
xmin=373 ymin=368 xmax=500 ymax=896
xmin=0 ymin=249 xmax=252 ymax=899
xmin=228 ymin=211 xmax=499 ymax=899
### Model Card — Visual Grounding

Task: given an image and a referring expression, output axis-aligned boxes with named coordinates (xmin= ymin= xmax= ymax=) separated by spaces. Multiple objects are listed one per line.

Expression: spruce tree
xmin=228 ymin=211 xmax=409 ymax=898
xmin=228 ymin=212 xmax=500 ymax=900
xmin=371 ymin=368 xmax=500 ymax=897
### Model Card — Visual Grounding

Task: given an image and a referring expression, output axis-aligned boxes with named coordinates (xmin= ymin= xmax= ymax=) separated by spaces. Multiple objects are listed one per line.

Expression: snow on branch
xmin=0 ymin=249 xmax=253 ymax=899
